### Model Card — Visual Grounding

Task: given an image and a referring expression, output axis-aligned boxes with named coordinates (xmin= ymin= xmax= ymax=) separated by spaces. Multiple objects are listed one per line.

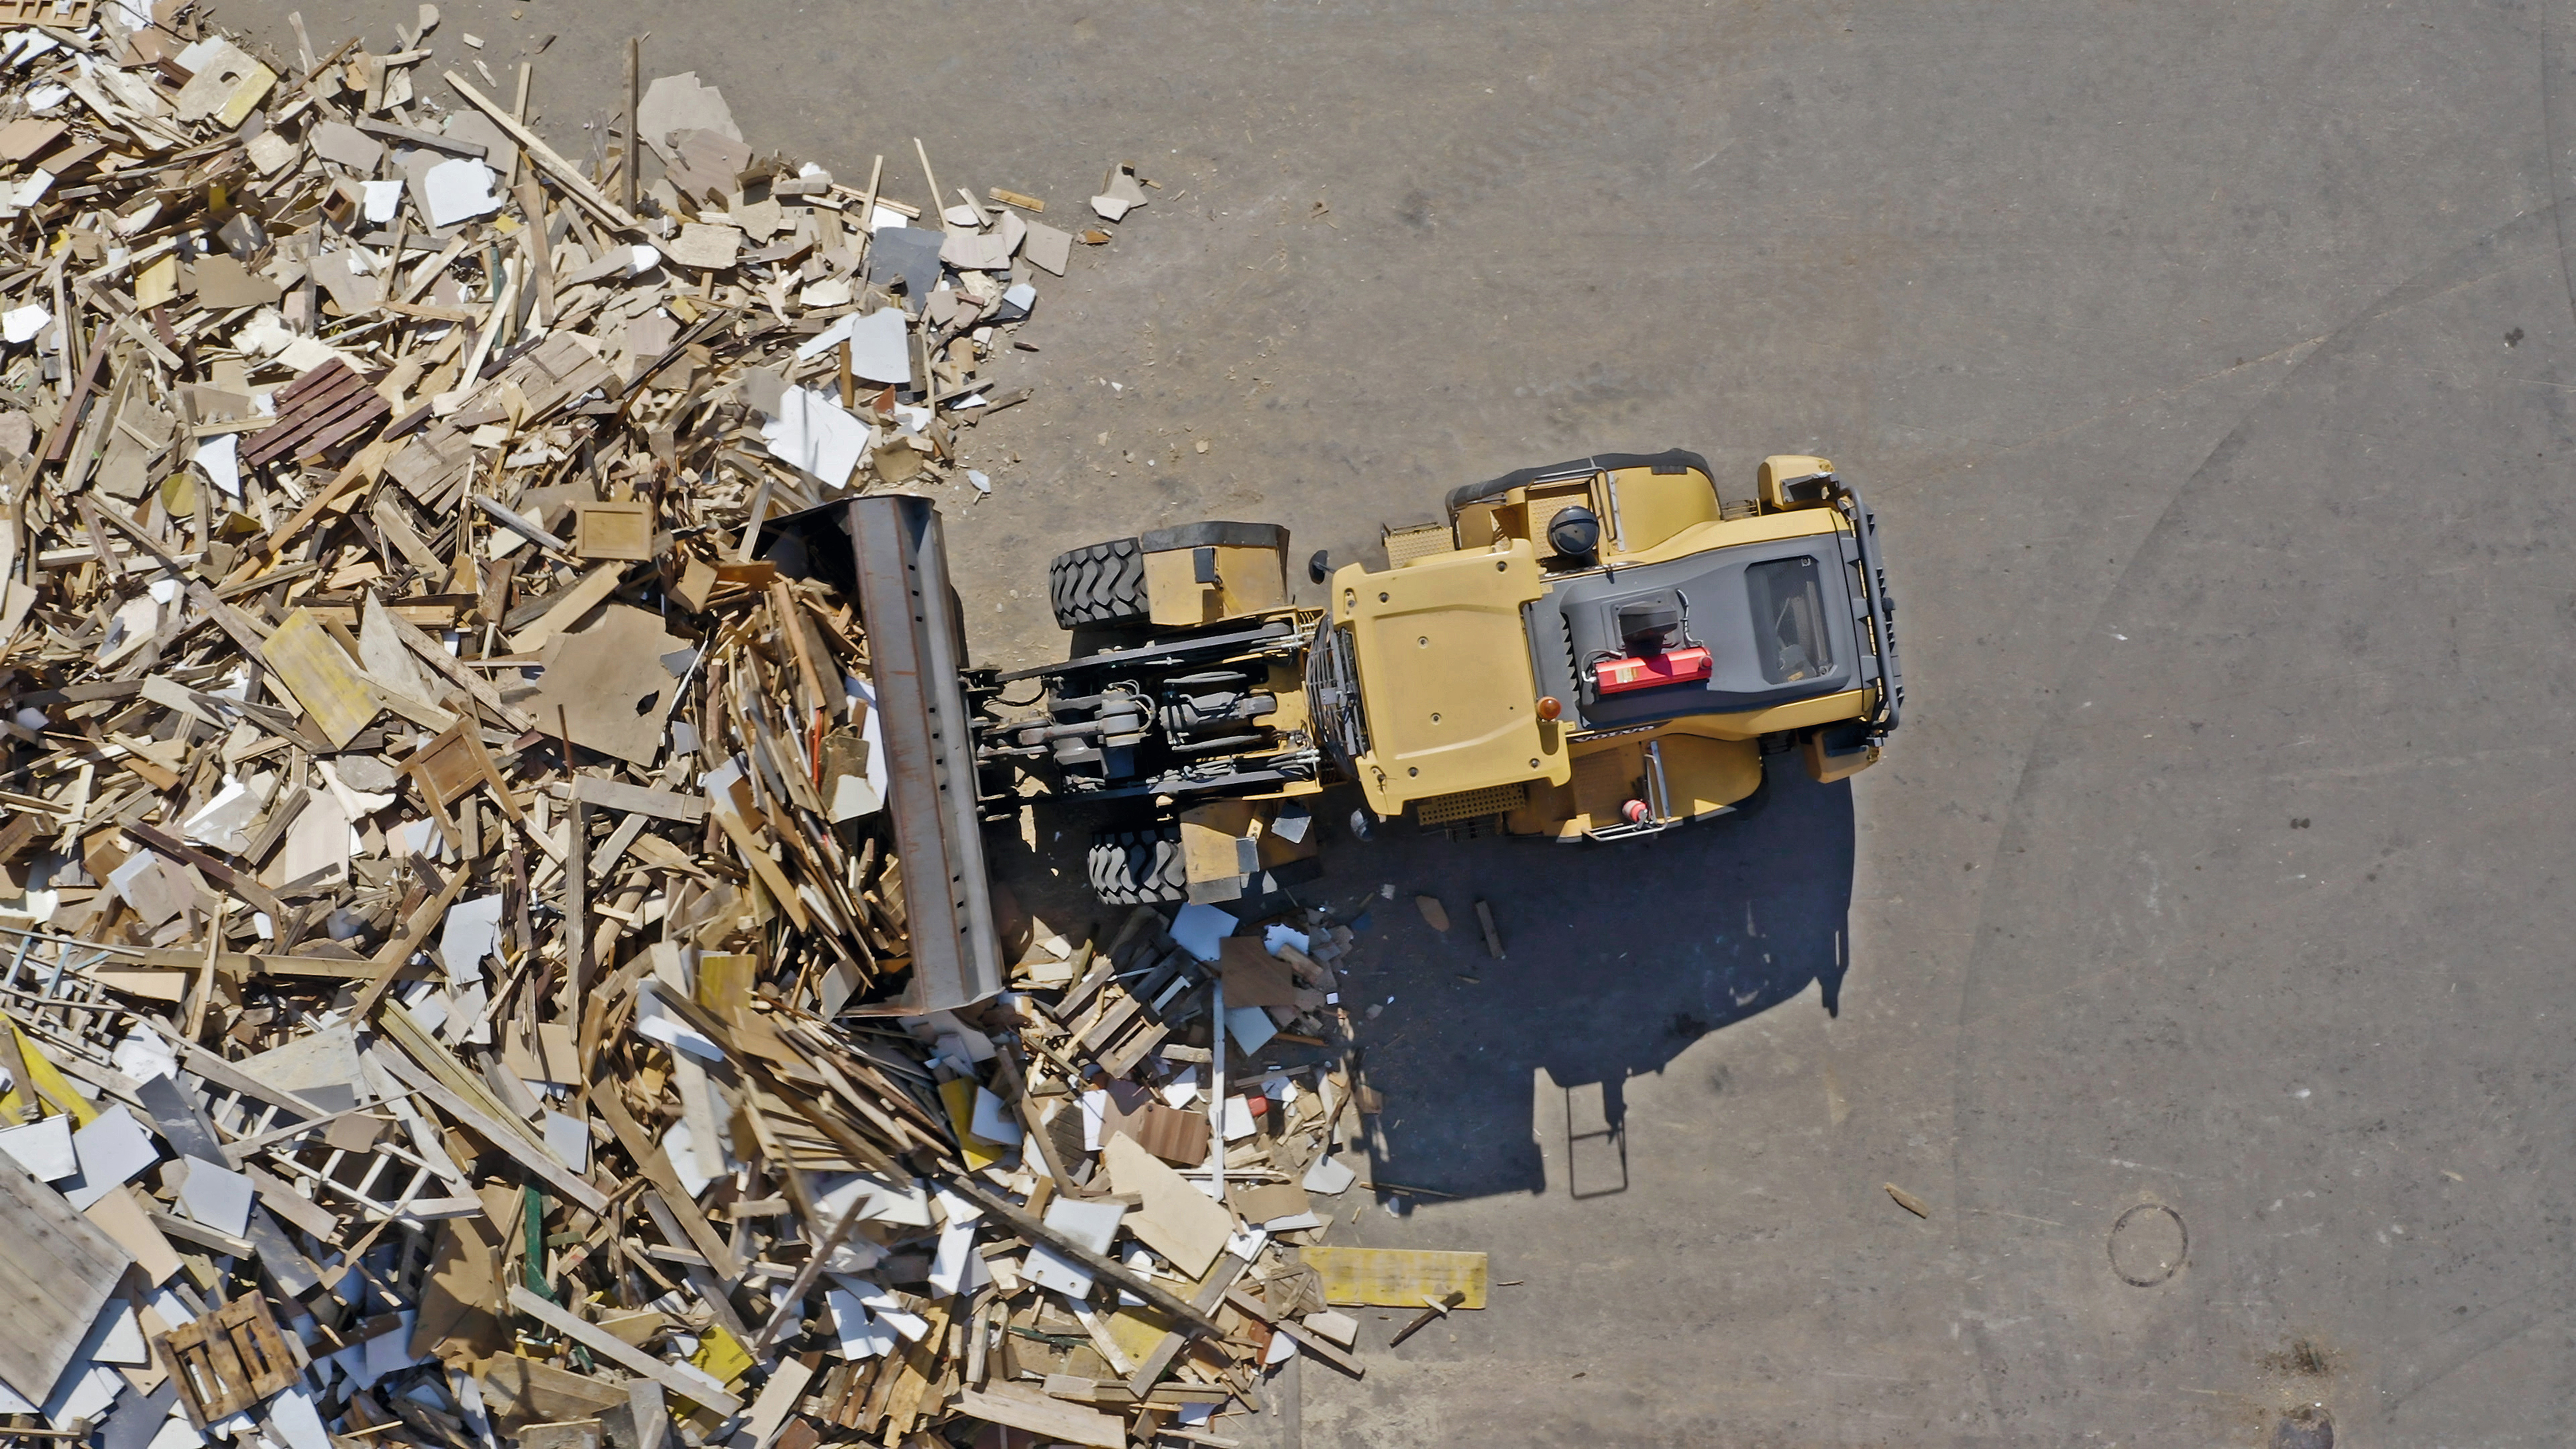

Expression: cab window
xmin=1746 ymin=556 xmax=1832 ymax=684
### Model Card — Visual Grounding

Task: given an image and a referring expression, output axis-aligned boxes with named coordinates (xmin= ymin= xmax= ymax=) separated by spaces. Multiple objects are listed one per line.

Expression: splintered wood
xmin=0 ymin=5 xmax=1461 ymax=1446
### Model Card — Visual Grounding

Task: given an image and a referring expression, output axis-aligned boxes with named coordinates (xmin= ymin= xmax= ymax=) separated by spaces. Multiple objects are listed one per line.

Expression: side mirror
xmin=1307 ymin=549 xmax=1331 ymax=584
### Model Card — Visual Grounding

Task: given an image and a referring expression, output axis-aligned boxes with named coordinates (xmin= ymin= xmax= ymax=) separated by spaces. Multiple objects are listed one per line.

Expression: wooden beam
xmin=443 ymin=71 xmax=644 ymax=233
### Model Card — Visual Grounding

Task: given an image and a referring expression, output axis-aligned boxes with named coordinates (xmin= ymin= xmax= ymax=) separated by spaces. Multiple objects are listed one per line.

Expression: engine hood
xmin=1324 ymin=543 xmax=1572 ymax=812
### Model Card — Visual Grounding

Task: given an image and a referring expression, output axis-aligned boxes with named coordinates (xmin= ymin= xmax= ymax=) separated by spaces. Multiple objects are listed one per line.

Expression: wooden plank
xmin=951 ymin=1385 xmax=1125 ymax=1449
xmin=260 ymin=607 xmax=380 ymax=747
xmin=708 ymin=806 xmax=810 ymax=931
xmin=120 ymin=821 xmax=285 ymax=919
xmin=260 ymin=437 xmax=392 ymax=557
xmin=1299 ymin=1246 xmax=1488 ymax=1309
xmin=1123 ymin=1251 xmax=1252 ymax=1398
xmin=257 ymin=361 xmax=367 ymax=428
xmin=507 ymin=561 xmax=625 ymax=652
xmin=149 ymin=1026 xmax=333 ymax=1120
xmin=0 ymin=1158 xmax=133 ymax=1405
xmin=348 ymin=858 xmax=474 ymax=1021
xmin=356 ymin=117 xmax=489 ymax=156
xmin=590 ymin=1087 xmax=741 ymax=1280
xmin=243 ymin=360 xmax=389 ymax=467
xmin=506 ymin=1285 xmax=742 ymax=1416
xmin=380 ymin=297 xmax=480 ymax=324
xmin=572 ymin=776 xmax=707 ymax=823
xmin=380 ymin=604 xmax=533 ymax=732
xmin=636 ymin=1192 xmax=751 ymax=1342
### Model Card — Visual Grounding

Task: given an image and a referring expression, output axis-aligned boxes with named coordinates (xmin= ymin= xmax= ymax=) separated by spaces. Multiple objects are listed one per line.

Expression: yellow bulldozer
xmin=972 ymin=449 xmax=1904 ymax=904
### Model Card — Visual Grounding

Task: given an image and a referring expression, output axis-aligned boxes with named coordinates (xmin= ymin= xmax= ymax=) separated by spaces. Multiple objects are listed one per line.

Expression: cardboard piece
xmin=190 ymin=254 xmax=282 ymax=309
xmin=423 ymin=157 xmax=501 ymax=227
xmin=634 ymin=72 xmax=741 ymax=163
xmin=176 ymin=1156 xmax=255 ymax=1239
xmin=83 ymin=1187 xmax=183 ymax=1284
xmin=758 ymin=387 xmax=873 ymax=488
xmin=69 ymin=1106 xmax=161 ymax=1203
xmin=439 ymin=894 xmax=505 ymax=985
xmin=1023 ymin=1197 xmax=1125 ymax=1298
xmin=664 ymin=222 xmax=741 ymax=271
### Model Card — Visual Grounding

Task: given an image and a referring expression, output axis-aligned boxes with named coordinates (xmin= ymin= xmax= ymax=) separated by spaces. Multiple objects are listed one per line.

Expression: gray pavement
xmin=215 ymin=0 xmax=2576 ymax=1441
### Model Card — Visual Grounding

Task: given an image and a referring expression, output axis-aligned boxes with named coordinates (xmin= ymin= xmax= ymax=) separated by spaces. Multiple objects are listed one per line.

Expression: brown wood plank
xmin=289 ymin=397 xmax=392 ymax=460
xmin=258 ymin=364 xmax=368 ymax=426
xmin=243 ymin=362 xmax=387 ymax=465
xmin=270 ymin=385 xmax=381 ymax=440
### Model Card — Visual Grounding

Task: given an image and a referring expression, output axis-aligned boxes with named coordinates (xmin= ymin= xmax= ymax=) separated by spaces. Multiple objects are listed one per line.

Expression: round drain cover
xmin=2107 ymin=1202 xmax=2188 ymax=1286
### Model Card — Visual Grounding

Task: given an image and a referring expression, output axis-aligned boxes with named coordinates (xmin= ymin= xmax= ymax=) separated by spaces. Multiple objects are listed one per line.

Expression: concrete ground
xmin=218 ymin=0 xmax=2576 ymax=1441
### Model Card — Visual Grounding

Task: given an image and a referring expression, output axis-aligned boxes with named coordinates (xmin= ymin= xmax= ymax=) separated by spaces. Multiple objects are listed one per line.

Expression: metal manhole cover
xmin=2107 ymin=1202 xmax=2188 ymax=1286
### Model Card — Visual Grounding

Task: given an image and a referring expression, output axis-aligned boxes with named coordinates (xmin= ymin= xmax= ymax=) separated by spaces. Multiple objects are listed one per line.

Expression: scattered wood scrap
xmin=0 ymin=6 xmax=1485 ymax=1448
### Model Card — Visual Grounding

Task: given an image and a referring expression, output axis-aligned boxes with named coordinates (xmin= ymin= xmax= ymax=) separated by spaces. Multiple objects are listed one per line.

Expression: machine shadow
xmin=1338 ymin=753 xmax=1857 ymax=1202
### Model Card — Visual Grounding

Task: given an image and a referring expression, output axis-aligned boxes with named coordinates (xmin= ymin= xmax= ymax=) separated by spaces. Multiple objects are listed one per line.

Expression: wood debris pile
xmin=0 ymin=6 xmax=1484 ymax=1449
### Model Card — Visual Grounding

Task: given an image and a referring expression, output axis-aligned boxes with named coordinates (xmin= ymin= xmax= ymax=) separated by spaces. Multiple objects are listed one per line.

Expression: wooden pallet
xmin=158 ymin=1292 xmax=299 ymax=1428
xmin=240 ymin=358 xmax=390 ymax=468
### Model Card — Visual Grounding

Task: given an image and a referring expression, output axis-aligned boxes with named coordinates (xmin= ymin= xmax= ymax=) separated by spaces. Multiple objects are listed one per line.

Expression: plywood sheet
xmin=0 ymin=1159 xmax=134 ymax=1404
xmin=1104 ymin=1134 xmax=1230 ymax=1278
xmin=525 ymin=605 xmax=685 ymax=766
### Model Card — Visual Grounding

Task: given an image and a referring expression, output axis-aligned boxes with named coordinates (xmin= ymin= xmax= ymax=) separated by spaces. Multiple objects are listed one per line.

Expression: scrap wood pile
xmin=0 ymin=5 xmax=1490 ymax=1449
xmin=0 ymin=855 xmax=1484 ymax=1448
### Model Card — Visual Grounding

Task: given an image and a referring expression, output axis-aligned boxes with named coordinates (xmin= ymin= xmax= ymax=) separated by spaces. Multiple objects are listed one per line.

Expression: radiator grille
xmin=1414 ymin=781 xmax=1529 ymax=825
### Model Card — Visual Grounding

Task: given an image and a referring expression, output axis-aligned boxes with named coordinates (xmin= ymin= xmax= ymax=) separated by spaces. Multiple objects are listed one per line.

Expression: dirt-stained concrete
xmin=214 ymin=0 xmax=2576 ymax=1441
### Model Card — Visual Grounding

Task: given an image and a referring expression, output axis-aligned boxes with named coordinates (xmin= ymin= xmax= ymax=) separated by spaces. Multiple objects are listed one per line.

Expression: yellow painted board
xmin=3 ymin=1020 xmax=100 ymax=1126
xmin=690 ymin=1323 xmax=752 ymax=1388
xmin=938 ymin=1076 xmax=1007 ymax=1171
xmin=1104 ymin=1304 xmax=1173 ymax=1366
xmin=261 ymin=607 xmax=379 ymax=747
xmin=1302 ymin=1246 xmax=1488 ymax=1309
xmin=212 ymin=62 xmax=278 ymax=129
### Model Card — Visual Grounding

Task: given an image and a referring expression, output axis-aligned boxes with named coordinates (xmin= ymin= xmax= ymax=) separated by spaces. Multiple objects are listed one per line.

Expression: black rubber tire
xmin=1048 ymin=538 xmax=1148 ymax=629
xmin=1087 ymin=825 xmax=1188 ymax=905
